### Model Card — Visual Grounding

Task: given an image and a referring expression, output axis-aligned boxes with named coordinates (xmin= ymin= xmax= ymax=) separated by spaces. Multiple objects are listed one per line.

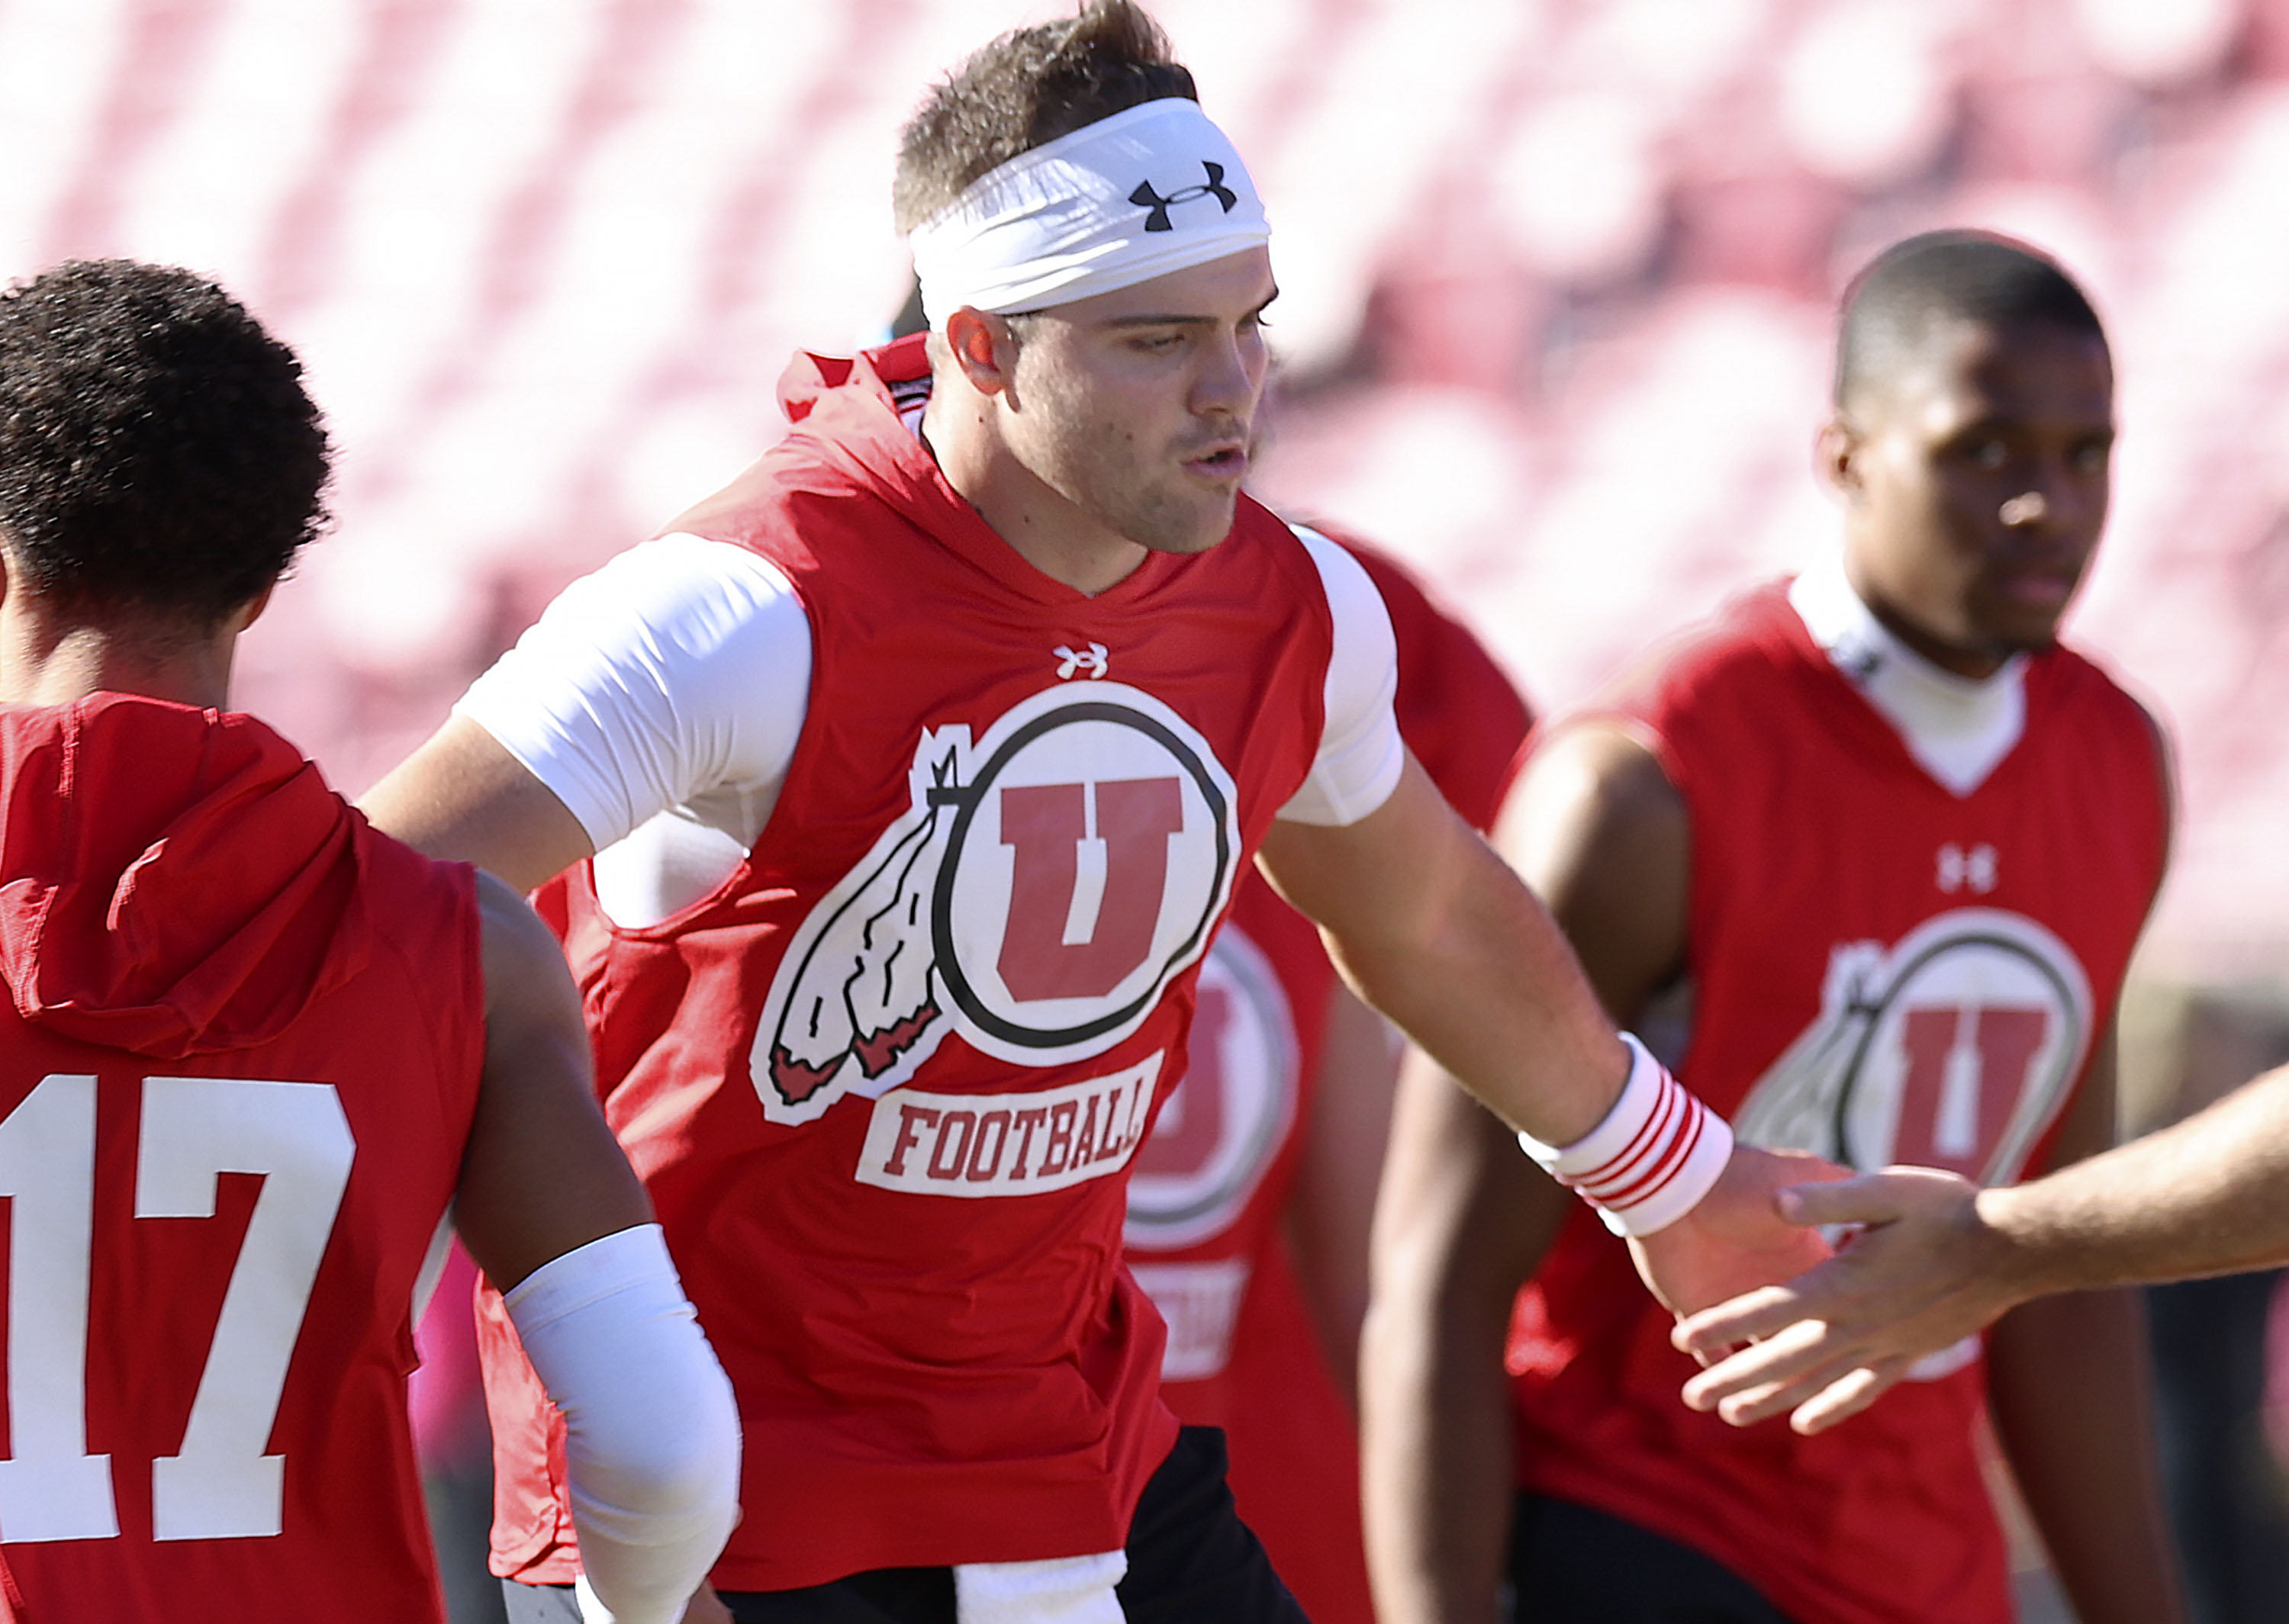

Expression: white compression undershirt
xmin=456 ymin=527 xmax=1405 ymax=926
xmin=1280 ymin=526 xmax=1405 ymax=825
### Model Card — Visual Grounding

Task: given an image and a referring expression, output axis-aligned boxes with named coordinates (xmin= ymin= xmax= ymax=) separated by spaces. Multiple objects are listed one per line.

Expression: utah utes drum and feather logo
xmin=1732 ymin=908 xmax=2094 ymax=1187
xmin=751 ymin=682 xmax=1241 ymax=1126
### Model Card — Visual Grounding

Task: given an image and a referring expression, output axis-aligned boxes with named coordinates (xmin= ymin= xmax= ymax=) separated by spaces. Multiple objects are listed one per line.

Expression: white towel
xmin=954 ymin=1551 xmax=1128 ymax=1624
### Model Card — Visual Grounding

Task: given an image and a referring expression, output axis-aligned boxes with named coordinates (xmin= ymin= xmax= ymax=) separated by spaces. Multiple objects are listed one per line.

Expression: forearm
xmin=1362 ymin=1065 xmax=1568 ymax=1624
xmin=1986 ymin=1291 xmax=2186 ymax=1624
xmin=1359 ymin=1281 xmax=1518 ymax=1624
xmin=1264 ymin=764 xmax=1742 ymax=1248
xmin=1316 ymin=825 xmax=1626 ymax=1149
xmin=1982 ymin=1063 xmax=2289 ymax=1293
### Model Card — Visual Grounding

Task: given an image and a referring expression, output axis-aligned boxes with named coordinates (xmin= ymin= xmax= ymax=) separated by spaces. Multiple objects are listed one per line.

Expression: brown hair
xmin=893 ymin=0 xmax=1196 ymax=233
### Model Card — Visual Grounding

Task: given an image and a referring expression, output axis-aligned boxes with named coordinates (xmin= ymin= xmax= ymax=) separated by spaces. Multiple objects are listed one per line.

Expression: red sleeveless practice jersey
xmin=1126 ymin=536 xmax=1531 ymax=1624
xmin=1506 ymin=582 xmax=2168 ymax=1624
xmin=487 ymin=336 xmax=1345 ymax=1591
xmin=0 ymin=696 xmax=485 ymax=1622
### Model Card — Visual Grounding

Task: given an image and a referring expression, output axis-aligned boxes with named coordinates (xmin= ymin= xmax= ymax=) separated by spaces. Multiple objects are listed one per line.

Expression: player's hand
xmin=678 ymin=1584 xmax=735 ymax=1624
xmin=1625 ymin=1143 xmax=1847 ymax=1317
xmin=1667 ymin=1166 xmax=2029 ymax=1434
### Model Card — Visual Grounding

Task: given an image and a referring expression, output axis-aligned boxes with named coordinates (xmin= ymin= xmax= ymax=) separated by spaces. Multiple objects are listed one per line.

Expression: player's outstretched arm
xmin=1980 ymin=1035 xmax=2186 ymax=1624
xmin=1257 ymin=753 xmax=1621 ymax=1150
xmin=456 ymin=873 xmax=740 ymax=1624
xmin=361 ymin=716 xmax=595 ymax=893
xmin=1256 ymin=751 xmax=1833 ymax=1314
xmin=1363 ymin=722 xmax=1694 ymax=1623
xmin=1676 ymin=1056 xmax=2289 ymax=1432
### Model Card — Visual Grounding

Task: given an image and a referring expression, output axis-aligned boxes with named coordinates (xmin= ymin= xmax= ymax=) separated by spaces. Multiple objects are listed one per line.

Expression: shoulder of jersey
xmin=1587 ymin=579 xmax=1802 ymax=722
xmin=2031 ymin=636 xmax=2147 ymax=715
xmin=2027 ymin=640 xmax=2170 ymax=791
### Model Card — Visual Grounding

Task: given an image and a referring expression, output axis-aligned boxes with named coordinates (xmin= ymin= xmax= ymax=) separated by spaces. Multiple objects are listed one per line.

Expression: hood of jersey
xmin=0 ymin=693 xmax=365 ymax=1058
xmin=775 ymin=330 xmax=930 ymax=426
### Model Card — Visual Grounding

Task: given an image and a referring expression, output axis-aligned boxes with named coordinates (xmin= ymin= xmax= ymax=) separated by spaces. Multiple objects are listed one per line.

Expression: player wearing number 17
xmin=0 ymin=262 xmax=739 ymax=1622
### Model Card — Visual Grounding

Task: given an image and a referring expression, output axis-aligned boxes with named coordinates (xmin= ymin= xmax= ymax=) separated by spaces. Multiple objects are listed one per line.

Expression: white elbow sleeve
xmin=504 ymin=1224 xmax=741 ymax=1624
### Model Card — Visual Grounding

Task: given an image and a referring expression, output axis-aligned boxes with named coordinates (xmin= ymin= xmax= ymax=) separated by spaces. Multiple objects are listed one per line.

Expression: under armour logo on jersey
xmin=1936 ymin=842 xmax=1999 ymax=895
xmin=1054 ymin=642 xmax=1109 ymax=680
xmin=1130 ymin=163 xmax=1238 ymax=232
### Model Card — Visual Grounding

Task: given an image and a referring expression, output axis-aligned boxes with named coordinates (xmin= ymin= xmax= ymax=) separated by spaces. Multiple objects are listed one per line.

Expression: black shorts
xmin=502 ymin=1426 xmax=1309 ymax=1623
xmin=1508 ymin=1494 xmax=1795 ymax=1624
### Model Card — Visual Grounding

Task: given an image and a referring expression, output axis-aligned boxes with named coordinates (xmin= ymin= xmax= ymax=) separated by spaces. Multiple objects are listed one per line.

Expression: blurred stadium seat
xmin=2 ymin=0 xmax=2287 ymax=972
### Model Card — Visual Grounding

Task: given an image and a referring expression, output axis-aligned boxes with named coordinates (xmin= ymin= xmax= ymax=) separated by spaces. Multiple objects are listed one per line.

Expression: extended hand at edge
xmin=1667 ymin=1166 xmax=2029 ymax=1433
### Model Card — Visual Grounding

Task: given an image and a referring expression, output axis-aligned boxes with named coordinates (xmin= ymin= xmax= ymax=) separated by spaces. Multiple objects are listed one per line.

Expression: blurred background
xmin=9 ymin=0 xmax=2289 ymax=1618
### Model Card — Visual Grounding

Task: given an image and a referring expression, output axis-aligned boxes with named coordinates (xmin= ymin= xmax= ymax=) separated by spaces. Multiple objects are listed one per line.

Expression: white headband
xmin=909 ymin=98 xmax=1271 ymax=327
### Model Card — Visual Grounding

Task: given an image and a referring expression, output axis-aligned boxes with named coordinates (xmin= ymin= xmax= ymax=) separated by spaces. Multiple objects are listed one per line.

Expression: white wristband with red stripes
xmin=1518 ymin=1034 xmax=1734 ymax=1237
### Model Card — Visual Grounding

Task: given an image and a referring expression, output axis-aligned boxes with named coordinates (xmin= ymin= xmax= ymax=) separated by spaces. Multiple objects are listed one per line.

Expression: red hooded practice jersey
xmin=1126 ymin=536 xmax=1531 ymax=1624
xmin=1507 ymin=582 xmax=2168 ymax=1624
xmin=0 ymin=696 xmax=485 ymax=1622
xmin=488 ymin=336 xmax=1363 ymax=1592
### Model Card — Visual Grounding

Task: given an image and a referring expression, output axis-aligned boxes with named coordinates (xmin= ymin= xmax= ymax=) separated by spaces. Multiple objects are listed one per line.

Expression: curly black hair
xmin=893 ymin=0 xmax=1196 ymax=233
xmin=0 ymin=259 xmax=330 ymax=627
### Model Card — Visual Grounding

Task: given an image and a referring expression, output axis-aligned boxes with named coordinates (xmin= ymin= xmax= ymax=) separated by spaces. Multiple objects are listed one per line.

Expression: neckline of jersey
xmin=1787 ymin=558 xmax=2029 ymax=798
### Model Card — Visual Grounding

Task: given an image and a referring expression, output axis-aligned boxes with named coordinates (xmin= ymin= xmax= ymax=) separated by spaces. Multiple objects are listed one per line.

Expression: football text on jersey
xmin=854 ymin=1053 xmax=1161 ymax=1196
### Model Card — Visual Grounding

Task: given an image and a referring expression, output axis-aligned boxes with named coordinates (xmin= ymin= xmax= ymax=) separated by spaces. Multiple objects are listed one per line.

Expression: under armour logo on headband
xmin=910 ymin=98 xmax=1270 ymax=324
xmin=1129 ymin=162 xmax=1238 ymax=233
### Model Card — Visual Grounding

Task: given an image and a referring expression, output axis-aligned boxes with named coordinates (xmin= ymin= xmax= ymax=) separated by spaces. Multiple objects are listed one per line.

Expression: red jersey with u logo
xmin=481 ymin=341 xmax=1361 ymax=1592
xmin=1505 ymin=580 xmax=2168 ymax=1624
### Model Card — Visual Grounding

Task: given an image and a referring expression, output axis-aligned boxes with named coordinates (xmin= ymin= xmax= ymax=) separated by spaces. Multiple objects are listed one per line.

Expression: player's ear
xmin=1815 ymin=417 xmax=1864 ymax=503
xmin=944 ymin=307 xmax=1019 ymax=397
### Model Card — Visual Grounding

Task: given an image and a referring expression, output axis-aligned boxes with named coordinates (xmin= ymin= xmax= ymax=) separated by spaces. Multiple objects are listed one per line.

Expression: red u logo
xmin=997 ymin=778 xmax=1184 ymax=1001
xmin=1891 ymin=1005 xmax=2049 ymax=1177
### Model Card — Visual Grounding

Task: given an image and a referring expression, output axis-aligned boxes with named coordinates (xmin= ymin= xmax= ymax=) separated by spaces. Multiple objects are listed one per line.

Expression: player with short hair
xmin=0 ymin=259 xmax=740 ymax=1624
xmin=361 ymin=6 xmax=1826 ymax=1619
xmin=1362 ymin=231 xmax=2187 ymax=1624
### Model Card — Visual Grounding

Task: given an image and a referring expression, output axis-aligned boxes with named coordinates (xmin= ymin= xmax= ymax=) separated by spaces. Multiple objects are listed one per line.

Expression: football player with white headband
xmin=362 ymin=6 xmax=1832 ymax=1622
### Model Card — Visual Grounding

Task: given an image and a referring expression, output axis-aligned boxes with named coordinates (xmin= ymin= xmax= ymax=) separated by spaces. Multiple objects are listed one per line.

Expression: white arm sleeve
xmin=454 ymin=533 xmax=813 ymax=852
xmin=504 ymin=1224 xmax=741 ymax=1624
xmin=1276 ymin=526 xmax=1405 ymax=827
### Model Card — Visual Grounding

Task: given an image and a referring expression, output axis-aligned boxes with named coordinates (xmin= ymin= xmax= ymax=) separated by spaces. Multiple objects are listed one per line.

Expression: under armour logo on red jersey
xmin=1129 ymin=162 xmax=1238 ymax=232
xmin=1936 ymin=842 xmax=1998 ymax=895
xmin=750 ymin=682 xmax=1240 ymax=1126
xmin=1054 ymin=642 xmax=1109 ymax=680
